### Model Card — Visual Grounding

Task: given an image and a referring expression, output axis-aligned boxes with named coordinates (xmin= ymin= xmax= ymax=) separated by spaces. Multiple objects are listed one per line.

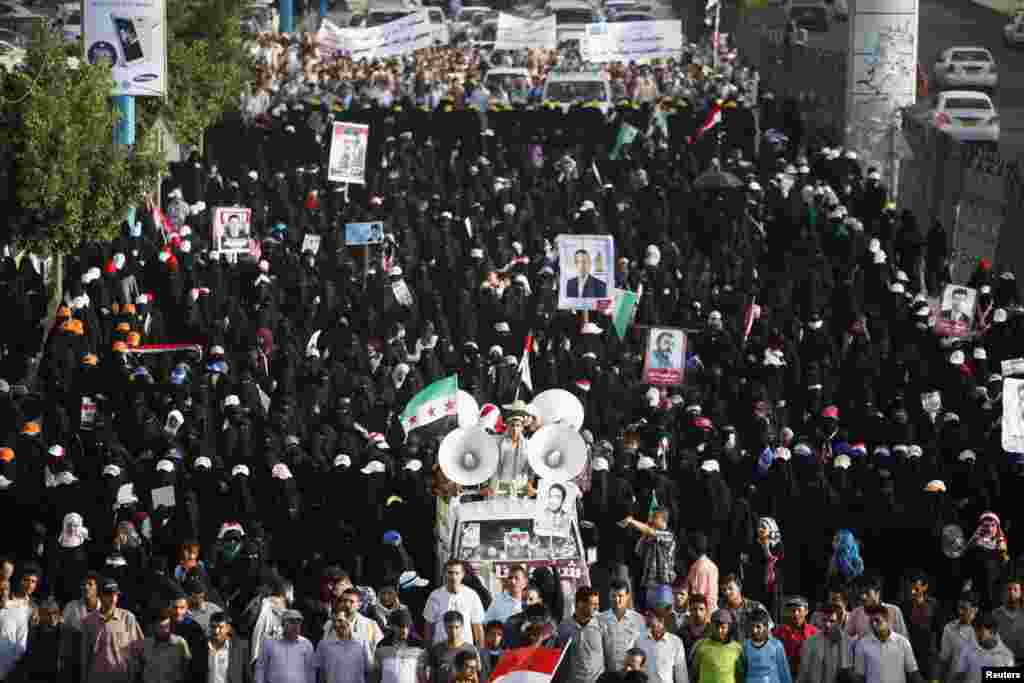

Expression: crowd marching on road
xmin=0 ymin=2 xmax=1023 ymax=683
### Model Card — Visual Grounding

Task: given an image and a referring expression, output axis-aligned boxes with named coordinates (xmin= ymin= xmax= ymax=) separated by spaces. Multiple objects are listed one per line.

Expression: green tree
xmin=1 ymin=27 xmax=164 ymax=255
xmin=0 ymin=26 xmax=164 ymax=308
xmin=137 ymin=0 xmax=250 ymax=149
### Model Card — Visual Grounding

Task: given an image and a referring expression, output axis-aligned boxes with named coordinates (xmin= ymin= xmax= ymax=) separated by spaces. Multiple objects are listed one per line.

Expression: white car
xmin=0 ymin=38 xmax=24 ymax=71
xmin=932 ymin=47 xmax=997 ymax=91
xmin=546 ymin=0 xmax=600 ymax=44
xmin=450 ymin=6 xmax=491 ymax=41
xmin=927 ymin=90 xmax=1000 ymax=143
xmin=1003 ymin=13 xmax=1024 ymax=46
xmin=542 ymin=71 xmax=612 ymax=112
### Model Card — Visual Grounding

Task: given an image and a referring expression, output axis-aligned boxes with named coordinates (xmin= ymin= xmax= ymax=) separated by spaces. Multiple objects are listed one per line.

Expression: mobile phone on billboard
xmin=110 ymin=14 xmax=144 ymax=64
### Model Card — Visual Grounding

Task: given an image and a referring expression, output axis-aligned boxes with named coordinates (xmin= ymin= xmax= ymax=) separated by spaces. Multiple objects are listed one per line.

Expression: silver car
xmin=932 ymin=47 xmax=997 ymax=91
xmin=917 ymin=90 xmax=1000 ymax=143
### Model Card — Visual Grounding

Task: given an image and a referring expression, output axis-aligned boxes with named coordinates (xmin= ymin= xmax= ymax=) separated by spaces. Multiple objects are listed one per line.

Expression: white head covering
xmin=58 ymin=512 xmax=89 ymax=548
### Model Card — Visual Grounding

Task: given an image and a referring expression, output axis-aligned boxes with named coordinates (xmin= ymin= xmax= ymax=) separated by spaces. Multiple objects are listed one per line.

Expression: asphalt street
xmin=741 ymin=0 xmax=1024 ymax=149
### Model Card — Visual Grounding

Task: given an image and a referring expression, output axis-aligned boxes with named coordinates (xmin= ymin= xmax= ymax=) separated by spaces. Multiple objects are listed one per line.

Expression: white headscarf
xmin=58 ymin=512 xmax=89 ymax=548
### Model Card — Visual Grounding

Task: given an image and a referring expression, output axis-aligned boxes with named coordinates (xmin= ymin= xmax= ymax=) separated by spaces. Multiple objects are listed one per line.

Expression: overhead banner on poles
xmin=581 ymin=20 xmax=684 ymax=63
xmin=84 ymin=0 xmax=168 ymax=96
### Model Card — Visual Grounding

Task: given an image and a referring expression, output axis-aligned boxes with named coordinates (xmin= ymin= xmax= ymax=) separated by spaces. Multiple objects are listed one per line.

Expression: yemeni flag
xmin=686 ymin=102 xmax=722 ymax=144
xmin=609 ymin=122 xmax=639 ymax=161
xmin=489 ymin=646 xmax=568 ymax=683
xmin=517 ymin=334 xmax=534 ymax=398
xmin=610 ymin=288 xmax=639 ymax=339
xmin=400 ymin=375 xmax=459 ymax=436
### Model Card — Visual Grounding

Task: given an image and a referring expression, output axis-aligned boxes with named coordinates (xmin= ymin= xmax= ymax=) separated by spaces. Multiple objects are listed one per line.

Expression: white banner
xmin=581 ymin=20 xmax=684 ymax=63
xmin=329 ymin=122 xmax=370 ymax=185
xmin=316 ymin=10 xmax=433 ymax=60
xmin=495 ymin=12 xmax=557 ymax=50
xmin=84 ymin=0 xmax=167 ymax=96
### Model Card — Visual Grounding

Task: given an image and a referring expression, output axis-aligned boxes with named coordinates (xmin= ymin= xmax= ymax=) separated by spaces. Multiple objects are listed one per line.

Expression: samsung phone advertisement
xmin=84 ymin=0 xmax=167 ymax=97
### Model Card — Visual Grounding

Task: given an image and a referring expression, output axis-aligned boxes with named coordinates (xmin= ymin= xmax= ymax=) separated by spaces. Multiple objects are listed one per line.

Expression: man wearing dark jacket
xmin=203 ymin=612 xmax=253 ymax=683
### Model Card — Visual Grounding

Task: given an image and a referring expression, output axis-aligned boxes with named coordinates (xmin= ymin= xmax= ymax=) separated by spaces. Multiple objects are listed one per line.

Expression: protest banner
xmin=556 ymin=234 xmax=614 ymax=312
xmin=581 ymin=20 xmax=684 ymax=63
xmin=212 ymin=207 xmax=252 ymax=255
xmin=642 ymin=327 xmax=687 ymax=386
xmin=316 ymin=10 xmax=433 ymax=60
xmin=495 ymin=12 xmax=557 ymax=50
xmin=345 ymin=222 xmax=385 ymax=246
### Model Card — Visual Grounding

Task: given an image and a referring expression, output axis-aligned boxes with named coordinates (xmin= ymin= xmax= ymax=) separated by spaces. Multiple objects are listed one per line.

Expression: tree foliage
xmin=0 ymin=27 xmax=164 ymax=255
xmin=137 ymin=0 xmax=250 ymax=148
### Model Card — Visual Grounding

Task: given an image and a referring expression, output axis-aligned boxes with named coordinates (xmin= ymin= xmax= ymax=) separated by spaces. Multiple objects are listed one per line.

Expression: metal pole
xmin=712 ymin=1 xmax=720 ymax=70
xmin=113 ymin=95 xmax=135 ymax=146
xmin=280 ymin=0 xmax=294 ymax=34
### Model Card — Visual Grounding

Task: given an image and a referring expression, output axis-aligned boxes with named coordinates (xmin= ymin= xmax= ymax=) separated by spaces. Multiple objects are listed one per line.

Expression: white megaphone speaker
xmin=456 ymin=390 xmax=480 ymax=429
xmin=527 ymin=425 xmax=588 ymax=483
xmin=531 ymin=389 xmax=585 ymax=431
xmin=439 ymin=427 xmax=499 ymax=486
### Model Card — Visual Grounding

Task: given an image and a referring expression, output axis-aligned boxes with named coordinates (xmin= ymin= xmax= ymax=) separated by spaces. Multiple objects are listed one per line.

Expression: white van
xmin=542 ymin=71 xmax=612 ymax=113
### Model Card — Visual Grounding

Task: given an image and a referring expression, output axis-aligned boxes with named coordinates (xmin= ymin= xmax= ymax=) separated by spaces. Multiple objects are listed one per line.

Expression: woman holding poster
xmin=642 ymin=327 xmax=686 ymax=386
xmin=213 ymin=207 xmax=253 ymax=254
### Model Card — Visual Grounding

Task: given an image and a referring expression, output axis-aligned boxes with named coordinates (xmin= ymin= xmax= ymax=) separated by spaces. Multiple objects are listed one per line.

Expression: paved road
xmin=741 ymin=0 xmax=1024 ymax=148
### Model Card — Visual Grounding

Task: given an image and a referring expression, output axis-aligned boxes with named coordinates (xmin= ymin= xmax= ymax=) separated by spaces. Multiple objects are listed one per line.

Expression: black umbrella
xmin=693 ymin=168 xmax=743 ymax=191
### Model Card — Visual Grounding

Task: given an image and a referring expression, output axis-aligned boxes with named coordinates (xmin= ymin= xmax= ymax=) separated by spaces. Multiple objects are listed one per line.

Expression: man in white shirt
xmin=484 ymin=566 xmax=527 ymax=624
xmin=847 ymin=577 xmax=908 ymax=640
xmin=636 ymin=608 xmax=687 ymax=683
xmin=952 ymin=612 xmax=1015 ymax=683
xmin=0 ymin=576 xmax=30 ymax=679
xmin=423 ymin=561 xmax=485 ymax=647
xmin=938 ymin=594 xmax=978 ymax=682
xmin=322 ymin=588 xmax=383 ymax=659
xmin=852 ymin=605 xmax=920 ymax=683
xmin=601 ymin=580 xmax=648 ymax=673
xmin=63 ymin=572 xmax=102 ymax=633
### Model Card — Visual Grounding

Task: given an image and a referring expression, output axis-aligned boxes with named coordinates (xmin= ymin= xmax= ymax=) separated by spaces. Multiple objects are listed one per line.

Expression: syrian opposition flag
xmin=609 ymin=122 xmax=639 ymax=160
xmin=609 ymin=288 xmax=639 ymax=339
xmin=400 ymin=375 xmax=459 ymax=435
xmin=686 ymin=102 xmax=722 ymax=144
xmin=489 ymin=646 xmax=568 ymax=683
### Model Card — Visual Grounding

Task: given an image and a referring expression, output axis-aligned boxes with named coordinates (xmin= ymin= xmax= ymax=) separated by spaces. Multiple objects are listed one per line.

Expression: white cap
xmin=581 ymin=322 xmax=603 ymax=335
xmin=700 ymin=459 xmax=720 ymax=473
xmin=974 ymin=347 xmax=987 ymax=360
xmin=361 ymin=460 xmax=386 ymax=475
xmin=223 ymin=395 xmax=241 ymax=408
xmin=210 ymin=345 xmax=225 ymax=356
xmin=390 ymin=266 xmax=403 ymax=277
xmin=470 ymin=248 xmax=484 ymax=258
xmin=592 ymin=456 xmax=610 ymax=472
xmin=908 ymin=445 xmax=924 ymax=458
xmin=494 ymin=322 xmax=511 ymax=333
xmin=103 ymin=464 xmax=122 ymax=477
xmin=194 ymin=457 xmax=213 ymax=469
xmin=404 ymin=459 xmax=423 ymax=472
xmin=950 ymin=350 xmax=965 ymax=366
xmin=231 ymin=464 xmax=250 ymax=477
xmin=959 ymin=450 xmax=977 ymax=462
xmin=890 ymin=282 xmax=905 ymax=294
xmin=868 ymin=238 xmax=880 ymax=254
xmin=834 ymin=454 xmax=852 ymax=470
xmin=636 ymin=456 xmax=656 ymax=470
xmin=994 ymin=308 xmax=1008 ymax=323
xmin=156 ymin=459 xmax=175 ymax=473
xmin=271 ymin=463 xmax=293 ymax=480
xmin=334 ymin=454 xmax=352 ymax=468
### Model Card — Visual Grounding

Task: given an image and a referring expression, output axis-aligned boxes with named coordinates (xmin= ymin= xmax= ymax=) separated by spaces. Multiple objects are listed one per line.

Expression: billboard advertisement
xmin=84 ymin=0 xmax=167 ymax=96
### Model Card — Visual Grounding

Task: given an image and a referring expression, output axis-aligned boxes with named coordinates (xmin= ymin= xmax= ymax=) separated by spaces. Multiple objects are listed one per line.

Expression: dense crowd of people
xmin=0 ymin=14 xmax=1022 ymax=683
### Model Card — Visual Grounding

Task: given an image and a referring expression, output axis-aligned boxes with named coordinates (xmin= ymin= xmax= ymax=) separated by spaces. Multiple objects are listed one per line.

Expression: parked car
xmin=932 ymin=47 xmax=997 ymax=91
xmin=545 ymin=0 xmax=600 ymax=44
xmin=910 ymin=90 xmax=1000 ymax=143
xmin=542 ymin=71 xmax=612 ymax=112
xmin=1004 ymin=12 xmax=1024 ymax=46
xmin=450 ymin=6 xmax=491 ymax=41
